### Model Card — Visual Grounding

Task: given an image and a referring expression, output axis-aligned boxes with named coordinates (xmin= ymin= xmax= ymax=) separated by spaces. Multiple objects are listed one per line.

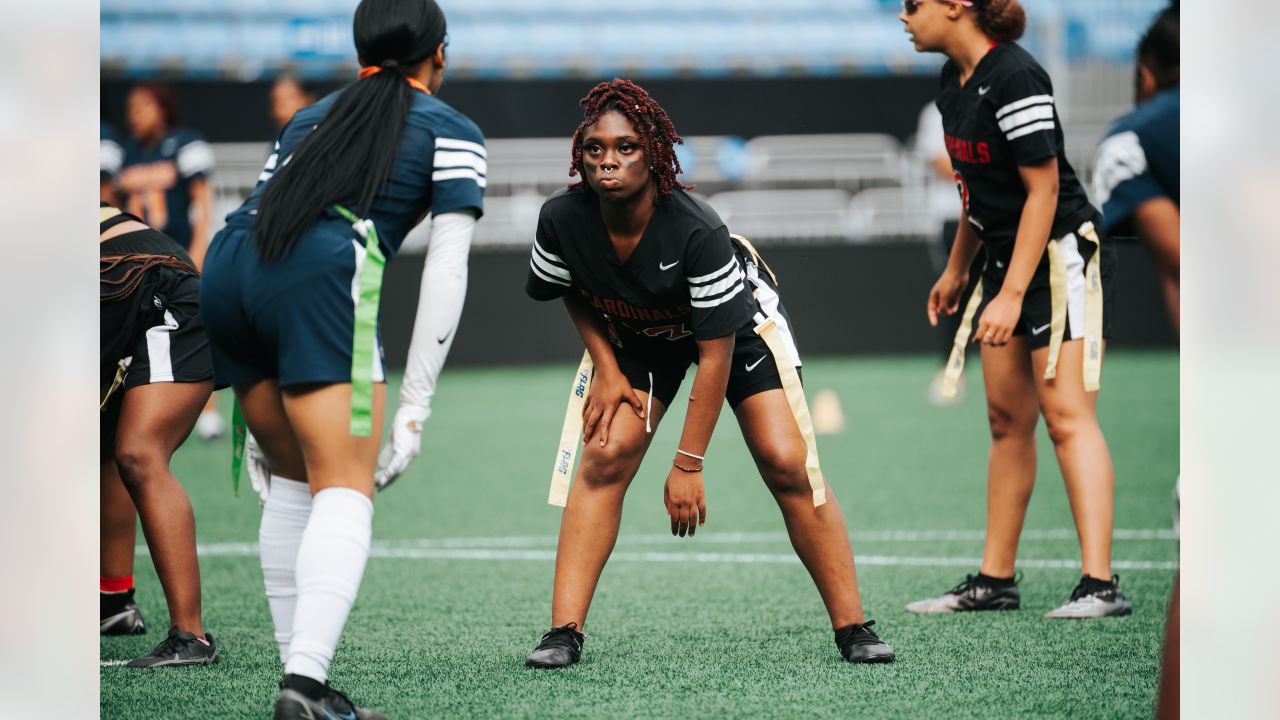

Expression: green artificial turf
xmin=101 ymin=351 xmax=1178 ymax=719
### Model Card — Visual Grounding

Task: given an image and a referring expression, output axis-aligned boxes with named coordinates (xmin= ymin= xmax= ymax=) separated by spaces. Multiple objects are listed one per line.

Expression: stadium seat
xmin=745 ymin=133 xmax=906 ymax=191
xmin=708 ymin=189 xmax=853 ymax=244
xmin=845 ymin=186 xmax=938 ymax=242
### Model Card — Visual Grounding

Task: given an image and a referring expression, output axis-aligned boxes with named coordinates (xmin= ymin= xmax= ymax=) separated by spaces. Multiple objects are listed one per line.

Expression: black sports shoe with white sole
xmin=835 ymin=620 xmax=896 ymax=663
xmin=125 ymin=625 xmax=218 ymax=668
xmin=273 ymin=674 xmax=386 ymax=720
xmin=525 ymin=622 xmax=585 ymax=669
xmin=100 ymin=589 xmax=146 ymax=636
xmin=1045 ymin=575 xmax=1133 ymax=619
xmin=905 ymin=572 xmax=1022 ymax=613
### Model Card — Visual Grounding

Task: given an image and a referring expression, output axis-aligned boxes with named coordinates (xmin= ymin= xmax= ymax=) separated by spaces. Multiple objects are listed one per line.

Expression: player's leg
xmin=734 ymin=389 xmax=893 ymax=663
xmin=235 ymin=378 xmax=310 ymax=665
xmin=527 ymin=392 xmax=667 ymax=669
xmin=100 ymin=458 xmax=145 ymax=635
xmin=907 ymin=337 xmax=1039 ymax=613
xmin=274 ymin=381 xmax=384 ymax=688
xmin=1032 ymin=340 xmax=1130 ymax=618
xmin=114 ymin=378 xmax=218 ymax=666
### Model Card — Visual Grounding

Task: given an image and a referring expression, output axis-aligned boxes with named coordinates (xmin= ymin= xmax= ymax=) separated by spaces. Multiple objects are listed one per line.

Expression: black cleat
xmin=835 ymin=620 xmax=896 ymax=663
xmin=125 ymin=625 xmax=219 ymax=668
xmin=273 ymin=673 xmax=386 ymax=720
xmin=905 ymin=572 xmax=1022 ymax=613
xmin=1045 ymin=575 xmax=1133 ymax=619
xmin=100 ymin=589 xmax=146 ymax=636
xmin=525 ymin=622 xmax=585 ymax=669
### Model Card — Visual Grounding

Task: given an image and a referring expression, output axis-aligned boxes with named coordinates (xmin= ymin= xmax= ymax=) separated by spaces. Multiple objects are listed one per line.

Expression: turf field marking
xmin=100 ymin=660 xmax=129 ymax=667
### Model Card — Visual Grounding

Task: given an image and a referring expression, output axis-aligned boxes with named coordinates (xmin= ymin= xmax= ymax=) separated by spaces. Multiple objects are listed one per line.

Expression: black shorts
xmin=100 ymin=268 xmax=213 ymax=457
xmin=612 ymin=257 xmax=801 ymax=409
xmin=977 ymin=218 xmax=1117 ymax=351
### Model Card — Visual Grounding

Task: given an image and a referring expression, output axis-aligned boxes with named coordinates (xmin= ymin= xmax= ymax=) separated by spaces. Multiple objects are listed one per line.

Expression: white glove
xmin=375 ymin=404 xmax=430 ymax=491
xmin=245 ymin=431 xmax=271 ymax=507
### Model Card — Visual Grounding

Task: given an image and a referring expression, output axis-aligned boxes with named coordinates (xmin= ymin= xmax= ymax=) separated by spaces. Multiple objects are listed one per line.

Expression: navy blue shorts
xmin=199 ymin=220 xmax=386 ymax=389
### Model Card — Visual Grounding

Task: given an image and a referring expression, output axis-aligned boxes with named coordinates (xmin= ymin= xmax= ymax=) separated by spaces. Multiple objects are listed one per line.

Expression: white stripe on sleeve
xmin=689 ymin=265 xmax=744 ymax=299
xmin=1092 ymin=131 xmax=1148 ymax=206
xmin=531 ymin=249 xmax=571 ymax=283
xmin=434 ymin=150 xmax=488 ymax=176
xmin=529 ymin=260 xmax=571 ymax=287
xmin=435 ymin=137 xmax=487 ymax=158
xmin=533 ymin=239 xmax=566 ymax=266
xmin=995 ymin=95 xmax=1054 ymax=120
xmin=687 ymin=256 xmax=738 ymax=285
xmin=690 ymin=280 xmax=746 ymax=309
xmin=176 ymin=140 xmax=215 ymax=177
xmin=432 ymin=168 xmax=488 ymax=188
xmin=1006 ymin=121 xmax=1057 ymax=141
xmin=998 ymin=104 xmax=1055 ymax=133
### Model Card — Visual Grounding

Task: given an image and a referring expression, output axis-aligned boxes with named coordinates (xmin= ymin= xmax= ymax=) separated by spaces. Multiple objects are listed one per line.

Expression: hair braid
xmin=568 ymin=78 xmax=691 ymax=199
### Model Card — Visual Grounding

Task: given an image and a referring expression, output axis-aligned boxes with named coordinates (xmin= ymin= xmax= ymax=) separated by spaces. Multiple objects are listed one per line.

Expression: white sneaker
xmin=1044 ymin=575 xmax=1133 ymax=619
xmin=195 ymin=409 xmax=224 ymax=441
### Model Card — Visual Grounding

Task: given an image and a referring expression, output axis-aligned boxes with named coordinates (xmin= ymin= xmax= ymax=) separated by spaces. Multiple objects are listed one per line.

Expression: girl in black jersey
xmin=900 ymin=0 xmax=1131 ymax=619
xmin=523 ymin=80 xmax=894 ymax=667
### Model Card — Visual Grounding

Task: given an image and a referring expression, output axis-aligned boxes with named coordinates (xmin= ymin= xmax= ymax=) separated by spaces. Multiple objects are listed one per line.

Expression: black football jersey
xmin=935 ymin=43 xmax=1096 ymax=259
xmin=526 ymin=187 xmax=757 ymax=358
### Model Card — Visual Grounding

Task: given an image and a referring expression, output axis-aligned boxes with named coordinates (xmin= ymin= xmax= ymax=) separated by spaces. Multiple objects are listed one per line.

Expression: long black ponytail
xmin=253 ymin=0 xmax=447 ymax=261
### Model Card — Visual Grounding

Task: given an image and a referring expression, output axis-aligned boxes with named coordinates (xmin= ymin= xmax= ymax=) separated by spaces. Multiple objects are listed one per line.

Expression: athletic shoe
xmin=1044 ymin=575 xmax=1133 ymax=619
xmin=834 ymin=620 xmax=895 ymax=663
xmin=100 ymin=588 xmax=146 ymax=636
xmin=195 ymin=409 xmax=224 ymax=441
xmin=525 ymin=622 xmax=585 ymax=669
xmin=273 ymin=674 xmax=387 ymax=720
xmin=125 ymin=625 xmax=219 ymax=668
xmin=905 ymin=572 xmax=1021 ymax=613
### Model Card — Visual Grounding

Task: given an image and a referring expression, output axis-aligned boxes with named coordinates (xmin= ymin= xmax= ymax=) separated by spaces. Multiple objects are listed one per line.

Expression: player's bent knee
xmin=756 ymin=447 xmax=810 ymax=498
xmin=113 ymin=443 xmax=170 ymax=489
xmin=579 ymin=438 xmax=644 ymax=488
xmin=1041 ymin=406 xmax=1089 ymax=446
xmin=986 ymin=402 xmax=1037 ymax=441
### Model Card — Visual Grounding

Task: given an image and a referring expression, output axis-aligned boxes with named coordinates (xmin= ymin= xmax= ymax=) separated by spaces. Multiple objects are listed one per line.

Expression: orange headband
xmin=357 ymin=66 xmax=431 ymax=95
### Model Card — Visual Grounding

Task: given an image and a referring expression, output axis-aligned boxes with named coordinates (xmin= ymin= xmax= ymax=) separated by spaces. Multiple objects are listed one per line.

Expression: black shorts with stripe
xmin=100 ymin=266 xmax=213 ymax=457
xmin=976 ymin=217 xmax=1117 ymax=351
xmin=612 ymin=255 xmax=801 ymax=409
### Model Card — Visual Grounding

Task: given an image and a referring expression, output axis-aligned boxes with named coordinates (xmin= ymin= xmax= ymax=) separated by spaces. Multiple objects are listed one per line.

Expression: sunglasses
xmin=903 ymin=0 xmax=974 ymax=15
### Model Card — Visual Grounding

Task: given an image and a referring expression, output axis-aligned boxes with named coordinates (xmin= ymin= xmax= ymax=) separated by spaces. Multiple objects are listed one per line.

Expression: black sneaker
xmin=100 ymin=589 xmax=146 ymax=636
xmin=273 ymin=673 xmax=387 ymax=720
xmin=905 ymin=572 xmax=1022 ymax=613
xmin=525 ymin=622 xmax=585 ymax=669
xmin=125 ymin=625 xmax=219 ymax=668
xmin=834 ymin=620 xmax=896 ymax=663
xmin=1045 ymin=574 xmax=1133 ymax=619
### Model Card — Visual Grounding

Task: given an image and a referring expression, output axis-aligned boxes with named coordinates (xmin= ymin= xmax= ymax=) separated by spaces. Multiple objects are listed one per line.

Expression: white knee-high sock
xmin=284 ymin=487 xmax=373 ymax=683
xmin=259 ymin=475 xmax=312 ymax=665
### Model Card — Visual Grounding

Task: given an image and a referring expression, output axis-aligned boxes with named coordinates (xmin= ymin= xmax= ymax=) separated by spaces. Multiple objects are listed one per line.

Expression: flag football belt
xmin=939 ymin=221 xmax=1104 ymax=398
xmin=229 ymin=203 xmax=387 ymax=494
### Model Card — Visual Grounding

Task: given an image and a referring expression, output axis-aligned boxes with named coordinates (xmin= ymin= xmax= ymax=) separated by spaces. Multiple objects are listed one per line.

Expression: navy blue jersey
xmin=526 ymin=187 xmax=757 ymax=357
xmin=100 ymin=122 xmax=123 ymax=181
xmin=224 ymin=89 xmax=486 ymax=261
xmin=935 ymin=43 xmax=1096 ymax=258
xmin=119 ymin=128 xmax=214 ymax=249
xmin=1093 ymin=87 xmax=1179 ymax=235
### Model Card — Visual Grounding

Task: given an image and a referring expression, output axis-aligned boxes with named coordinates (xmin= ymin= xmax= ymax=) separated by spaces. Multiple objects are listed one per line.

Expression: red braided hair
xmin=568 ymin=78 xmax=691 ymax=199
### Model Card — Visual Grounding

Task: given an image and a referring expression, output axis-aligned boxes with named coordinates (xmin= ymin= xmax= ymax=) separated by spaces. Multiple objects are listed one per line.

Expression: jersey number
xmin=644 ymin=323 xmax=693 ymax=341
xmin=953 ymin=171 xmax=971 ymax=215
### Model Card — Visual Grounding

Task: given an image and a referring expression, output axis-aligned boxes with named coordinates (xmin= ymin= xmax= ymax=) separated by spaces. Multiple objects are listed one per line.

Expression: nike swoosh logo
xmin=1031 ymin=323 xmax=1051 ymax=336
xmin=978 ymin=85 xmax=991 ymax=95
xmin=745 ymin=356 xmax=767 ymax=372
xmin=437 ymin=329 xmax=453 ymax=344
xmin=659 ymin=261 xmax=680 ymax=271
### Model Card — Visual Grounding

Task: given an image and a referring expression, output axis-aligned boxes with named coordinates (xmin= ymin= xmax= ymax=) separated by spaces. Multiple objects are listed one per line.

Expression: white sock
xmin=259 ymin=475 xmax=312 ymax=665
xmin=284 ymin=487 xmax=373 ymax=683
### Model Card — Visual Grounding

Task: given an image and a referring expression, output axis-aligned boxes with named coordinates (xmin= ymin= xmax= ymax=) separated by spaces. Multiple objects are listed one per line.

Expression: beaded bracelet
xmin=672 ymin=459 xmax=703 ymax=473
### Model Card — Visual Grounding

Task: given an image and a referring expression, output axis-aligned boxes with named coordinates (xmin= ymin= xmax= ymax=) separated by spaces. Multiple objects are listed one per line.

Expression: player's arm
xmin=186 ymin=176 xmax=212 ymax=268
xmin=664 ymin=333 xmax=732 ymax=537
xmin=562 ymin=293 xmax=645 ymax=446
xmin=973 ymin=158 xmax=1058 ymax=345
xmin=1132 ymin=197 xmax=1179 ymax=279
xmin=927 ymin=209 xmax=983 ymax=326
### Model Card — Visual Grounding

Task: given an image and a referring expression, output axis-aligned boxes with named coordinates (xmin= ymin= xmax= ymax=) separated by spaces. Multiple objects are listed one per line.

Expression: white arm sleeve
xmin=398 ymin=210 xmax=477 ymax=411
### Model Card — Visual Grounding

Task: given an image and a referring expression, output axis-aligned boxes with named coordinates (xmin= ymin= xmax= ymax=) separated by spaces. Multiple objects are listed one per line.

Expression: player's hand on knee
xmin=375 ymin=404 xmax=430 ymax=491
xmin=583 ymin=371 xmax=645 ymax=447
xmin=245 ymin=432 xmax=271 ymax=507
xmin=664 ymin=469 xmax=706 ymax=538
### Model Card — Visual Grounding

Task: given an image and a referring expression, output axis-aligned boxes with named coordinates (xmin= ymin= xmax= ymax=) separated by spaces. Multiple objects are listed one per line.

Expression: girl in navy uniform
xmin=522 ymin=80 xmax=894 ymax=669
xmin=200 ymin=0 xmax=483 ymax=716
xmin=900 ymin=0 xmax=1130 ymax=619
